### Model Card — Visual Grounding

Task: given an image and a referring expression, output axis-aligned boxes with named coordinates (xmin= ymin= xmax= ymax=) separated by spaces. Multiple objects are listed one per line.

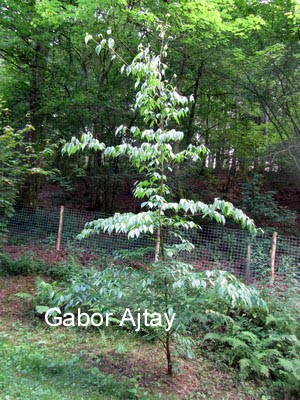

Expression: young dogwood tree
xmin=63 ymin=29 xmax=259 ymax=375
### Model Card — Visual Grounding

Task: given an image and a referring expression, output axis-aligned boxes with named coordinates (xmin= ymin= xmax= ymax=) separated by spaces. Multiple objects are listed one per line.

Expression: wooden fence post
xmin=56 ymin=205 xmax=64 ymax=252
xmin=245 ymin=243 xmax=251 ymax=285
xmin=270 ymin=231 xmax=278 ymax=284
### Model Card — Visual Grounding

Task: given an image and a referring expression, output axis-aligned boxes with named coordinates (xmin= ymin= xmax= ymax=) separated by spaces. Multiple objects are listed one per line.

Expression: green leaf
xmin=85 ymin=33 xmax=93 ymax=45
xmin=108 ymin=38 xmax=114 ymax=49
xmin=95 ymin=44 xmax=102 ymax=55
xmin=36 ymin=305 xmax=51 ymax=314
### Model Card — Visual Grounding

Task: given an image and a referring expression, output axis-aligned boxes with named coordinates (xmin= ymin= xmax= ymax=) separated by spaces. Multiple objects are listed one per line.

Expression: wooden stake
xmin=154 ymin=228 xmax=160 ymax=262
xmin=245 ymin=243 xmax=251 ymax=285
xmin=270 ymin=231 xmax=278 ymax=284
xmin=56 ymin=205 xmax=64 ymax=252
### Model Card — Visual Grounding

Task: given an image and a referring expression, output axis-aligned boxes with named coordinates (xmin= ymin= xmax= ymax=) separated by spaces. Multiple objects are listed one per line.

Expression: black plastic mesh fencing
xmin=5 ymin=205 xmax=300 ymax=283
xmin=6 ymin=205 xmax=154 ymax=256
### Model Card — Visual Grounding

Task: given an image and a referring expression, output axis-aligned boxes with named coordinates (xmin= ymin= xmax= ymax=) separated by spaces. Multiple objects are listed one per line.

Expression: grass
xmin=0 ymin=321 xmax=167 ymax=400
xmin=0 ymin=317 xmax=271 ymax=400
xmin=0 ymin=341 xmax=116 ymax=400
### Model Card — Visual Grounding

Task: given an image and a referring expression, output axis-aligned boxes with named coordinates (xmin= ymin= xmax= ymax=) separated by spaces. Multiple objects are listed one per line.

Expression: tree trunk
xmin=173 ymin=49 xmax=187 ymax=201
xmin=186 ymin=61 xmax=204 ymax=144
xmin=166 ymin=331 xmax=173 ymax=376
xmin=21 ymin=42 xmax=48 ymax=206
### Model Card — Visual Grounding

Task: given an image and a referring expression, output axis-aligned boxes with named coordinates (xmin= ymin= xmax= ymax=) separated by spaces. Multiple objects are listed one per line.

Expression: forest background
xmin=1 ymin=0 xmax=300 ymax=234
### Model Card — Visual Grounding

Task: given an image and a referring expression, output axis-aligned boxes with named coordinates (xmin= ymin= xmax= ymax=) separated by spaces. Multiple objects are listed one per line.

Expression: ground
xmin=4 ymin=244 xmax=96 ymax=266
xmin=0 ymin=274 xmax=272 ymax=399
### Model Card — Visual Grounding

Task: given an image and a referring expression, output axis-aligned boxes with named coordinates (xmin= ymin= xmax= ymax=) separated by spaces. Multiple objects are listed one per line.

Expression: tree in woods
xmin=0 ymin=98 xmax=58 ymax=245
xmin=63 ymin=28 xmax=260 ymax=375
xmin=0 ymin=100 xmax=33 ymax=245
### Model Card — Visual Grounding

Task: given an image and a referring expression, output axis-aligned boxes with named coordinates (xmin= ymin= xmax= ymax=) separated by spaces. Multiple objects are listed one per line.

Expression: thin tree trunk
xmin=173 ymin=49 xmax=187 ymax=201
xmin=166 ymin=331 xmax=172 ymax=376
xmin=186 ymin=61 xmax=204 ymax=143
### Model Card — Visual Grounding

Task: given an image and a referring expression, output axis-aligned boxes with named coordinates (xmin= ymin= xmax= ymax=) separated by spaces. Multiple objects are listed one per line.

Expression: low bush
xmin=46 ymin=258 xmax=83 ymax=282
xmin=0 ymin=253 xmax=46 ymax=276
xmin=11 ymin=251 xmax=298 ymax=398
xmin=0 ymin=252 xmax=84 ymax=281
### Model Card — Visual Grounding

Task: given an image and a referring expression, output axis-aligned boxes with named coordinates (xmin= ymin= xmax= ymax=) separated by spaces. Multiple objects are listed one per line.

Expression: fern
xmin=276 ymin=358 xmax=300 ymax=394
xmin=204 ymin=332 xmax=249 ymax=350
xmin=238 ymin=331 xmax=259 ymax=345
xmin=256 ymin=362 xmax=270 ymax=378
xmin=201 ymin=272 xmax=300 ymax=397
xmin=239 ymin=358 xmax=251 ymax=376
xmin=278 ymin=358 xmax=300 ymax=375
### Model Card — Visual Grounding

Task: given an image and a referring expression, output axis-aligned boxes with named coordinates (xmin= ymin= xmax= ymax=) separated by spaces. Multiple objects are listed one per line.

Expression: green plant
xmin=0 ymin=253 xmax=47 ymax=276
xmin=240 ymin=174 xmax=296 ymax=225
xmin=203 ymin=318 xmax=300 ymax=396
xmin=46 ymin=257 xmax=83 ymax=282
xmin=0 ymin=337 xmax=161 ymax=400
xmin=201 ymin=271 xmax=300 ymax=398
xmin=276 ymin=255 xmax=299 ymax=280
xmin=40 ymin=262 xmax=266 ymax=371
xmin=247 ymin=236 xmax=273 ymax=281
xmin=16 ymin=277 xmax=73 ymax=316
xmin=63 ymin=29 xmax=259 ymax=376
xmin=0 ymin=100 xmax=34 ymax=246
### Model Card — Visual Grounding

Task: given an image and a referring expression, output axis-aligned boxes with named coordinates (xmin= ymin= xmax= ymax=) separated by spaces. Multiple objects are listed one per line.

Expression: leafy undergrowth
xmin=0 ymin=275 xmax=270 ymax=400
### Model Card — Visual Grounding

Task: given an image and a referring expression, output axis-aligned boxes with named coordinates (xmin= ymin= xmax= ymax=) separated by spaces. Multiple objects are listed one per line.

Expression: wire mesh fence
xmin=5 ymin=204 xmax=300 ymax=283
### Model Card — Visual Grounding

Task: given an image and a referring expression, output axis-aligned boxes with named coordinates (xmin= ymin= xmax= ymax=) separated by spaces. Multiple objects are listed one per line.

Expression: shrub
xmin=0 ymin=253 xmax=46 ymax=276
xmin=240 ymin=174 xmax=296 ymax=225
xmin=46 ymin=258 xmax=83 ymax=282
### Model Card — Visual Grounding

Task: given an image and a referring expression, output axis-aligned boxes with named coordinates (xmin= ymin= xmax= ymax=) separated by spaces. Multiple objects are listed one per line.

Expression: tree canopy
xmin=1 ymin=0 xmax=299 ymax=229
